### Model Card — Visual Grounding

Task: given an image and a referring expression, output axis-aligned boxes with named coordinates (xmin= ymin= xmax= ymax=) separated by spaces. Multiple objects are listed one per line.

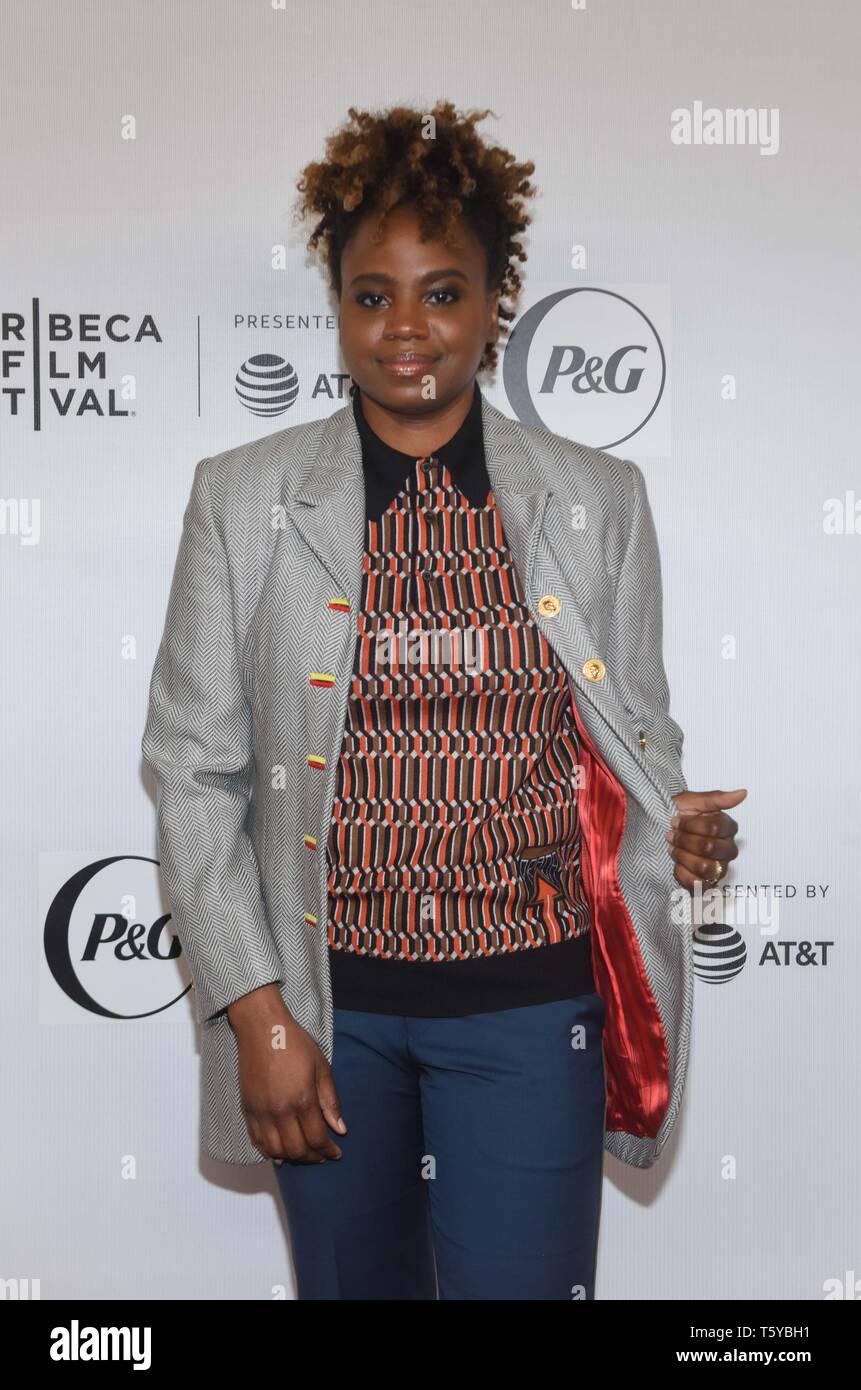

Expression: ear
xmin=487 ymin=288 xmax=501 ymax=342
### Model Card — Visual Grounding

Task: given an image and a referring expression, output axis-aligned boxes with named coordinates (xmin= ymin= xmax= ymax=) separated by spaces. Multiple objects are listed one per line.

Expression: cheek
xmin=340 ymin=307 xmax=368 ymax=337
xmin=437 ymin=306 xmax=490 ymax=349
xmin=339 ymin=317 xmax=381 ymax=361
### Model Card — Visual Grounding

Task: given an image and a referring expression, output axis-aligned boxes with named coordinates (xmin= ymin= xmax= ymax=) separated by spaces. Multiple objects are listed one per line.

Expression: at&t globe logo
xmin=235 ymin=354 xmax=299 ymax=416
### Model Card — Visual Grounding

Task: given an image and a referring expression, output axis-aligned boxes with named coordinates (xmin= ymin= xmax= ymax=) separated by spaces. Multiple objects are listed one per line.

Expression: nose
xmin=381 ymin=298 xmax=430 ymax=341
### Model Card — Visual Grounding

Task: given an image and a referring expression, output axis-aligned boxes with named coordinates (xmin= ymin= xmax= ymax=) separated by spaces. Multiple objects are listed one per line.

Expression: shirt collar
xmin=352 ymin=380 xmax=490 ymax=520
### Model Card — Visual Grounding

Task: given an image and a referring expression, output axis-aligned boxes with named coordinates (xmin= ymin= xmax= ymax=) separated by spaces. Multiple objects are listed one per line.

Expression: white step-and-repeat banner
xmin=2 ymin=0 xmax=857 ymax=1300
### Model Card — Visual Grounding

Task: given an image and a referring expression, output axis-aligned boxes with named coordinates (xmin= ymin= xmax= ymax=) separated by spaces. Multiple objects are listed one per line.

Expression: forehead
xmin=342 ymin=202 xmax=485 ymax=276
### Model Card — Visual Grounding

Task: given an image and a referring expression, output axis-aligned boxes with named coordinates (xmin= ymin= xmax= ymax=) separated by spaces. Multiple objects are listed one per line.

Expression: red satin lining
xmin=567 ymin=678 xmax=670 ymax=1139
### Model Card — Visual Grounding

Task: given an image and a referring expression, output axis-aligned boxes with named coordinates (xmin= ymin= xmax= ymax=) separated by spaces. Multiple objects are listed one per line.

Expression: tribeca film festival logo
xmin=1 ymin=302 xmax=163 ymax=428
xmin=501 ymin=287 xmax=666 ymax=451
xmin=43 ymin=855 xmax=190 ymax=1019
xmin=670 ymin=884 xmax=834 ymax=985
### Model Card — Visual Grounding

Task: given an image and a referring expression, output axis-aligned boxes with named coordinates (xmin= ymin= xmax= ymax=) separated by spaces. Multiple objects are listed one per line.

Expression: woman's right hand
xmin=226 ymin=984 xmax=347 ymax=1164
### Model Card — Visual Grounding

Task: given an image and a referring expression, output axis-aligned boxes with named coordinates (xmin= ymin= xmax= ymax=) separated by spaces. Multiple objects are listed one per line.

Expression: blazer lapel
xmin=285 ymin=404 xmax=366 ymax=609
xmin=480 ymin=394 xmax=604 ymax=658
xmin=283 ymin=389 xmax=601 ymax=646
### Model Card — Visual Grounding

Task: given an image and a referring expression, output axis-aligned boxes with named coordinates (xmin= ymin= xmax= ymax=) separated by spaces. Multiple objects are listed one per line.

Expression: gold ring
xmin=708 ymin=859 xmax=725 ymax=884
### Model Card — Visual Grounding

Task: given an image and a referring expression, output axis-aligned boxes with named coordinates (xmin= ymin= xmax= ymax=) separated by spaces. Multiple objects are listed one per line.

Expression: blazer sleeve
xmin=606 ymin=459 xmax=688 ymax=798
xmin=141 ymin=457 xmax=283 ymax=1024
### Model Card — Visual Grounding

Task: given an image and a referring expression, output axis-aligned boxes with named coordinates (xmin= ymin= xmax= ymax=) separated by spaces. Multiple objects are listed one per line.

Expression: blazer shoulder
xmin=484 ymin=394 xmax=633 ymax=494
xmin=198 ymin=411 xmax=336 ymax=502
xmin=527 ymin=415 xmax=637 ymax=504
xmin=495 ymin=404 xmax=640 ymax=542
xmin=192 ymin=411 xmax=359 ymax=563
xmin=485 ymin=402 xmax=649 ymax=581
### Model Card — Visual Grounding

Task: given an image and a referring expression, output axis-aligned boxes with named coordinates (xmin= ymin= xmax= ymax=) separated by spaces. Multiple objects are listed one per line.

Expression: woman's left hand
xmin=666 ymin=789 xmax=747 ymax=892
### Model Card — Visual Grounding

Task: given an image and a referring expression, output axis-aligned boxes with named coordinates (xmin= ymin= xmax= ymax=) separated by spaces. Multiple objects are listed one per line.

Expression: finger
xmin=295 ymin=1099 xmax=344 ymax=1162
xmin=669 ymin=830 xmax=739 ymax=862
xmin=273 ymin=1112 xmax=327 ymax=1165
xmin=670 ymin=845 xmax=728 ymax=883
xmin=673 ymin=862 xmax=701 ymax=892
xmin=245 ymin=1115 xmax=273 ymax=1161
xmin=710 ymin=787 xmax=747 ymax=805
xmin=687 ymin=788 xmax=748 ymax=810
xmin=671 ymin=811 xmax=738 ymax=838
xmin=316 ymin=1067 xmax=348 ymax=1137
xmin=246 ymin=1114 xmax=296 ymax=1164
xmin=672 ymin=809 xmax=738 ymax=834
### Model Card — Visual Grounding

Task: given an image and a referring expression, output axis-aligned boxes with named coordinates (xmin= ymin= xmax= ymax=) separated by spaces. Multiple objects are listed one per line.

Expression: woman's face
xmin=338 ymin=201 xmax=499 ymax=413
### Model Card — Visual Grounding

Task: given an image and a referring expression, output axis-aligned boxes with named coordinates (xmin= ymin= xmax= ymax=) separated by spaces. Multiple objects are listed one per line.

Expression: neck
xmin=356 ymin=381 xmax=476 ymax=455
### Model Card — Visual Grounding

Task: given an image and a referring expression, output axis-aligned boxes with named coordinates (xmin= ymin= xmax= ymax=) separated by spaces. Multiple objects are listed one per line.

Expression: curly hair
xmin=292 ymin=101 xmax=538 ymax=374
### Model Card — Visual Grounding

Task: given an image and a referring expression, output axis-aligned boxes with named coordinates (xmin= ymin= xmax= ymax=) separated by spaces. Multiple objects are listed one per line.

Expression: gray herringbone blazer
xmin=141 ymin=389 xmax=692 ymax=1169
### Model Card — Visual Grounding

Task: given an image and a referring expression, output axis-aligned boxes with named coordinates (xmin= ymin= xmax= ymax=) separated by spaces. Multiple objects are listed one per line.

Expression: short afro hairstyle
xmin=292 ymin=101 xmax=538 ymax=374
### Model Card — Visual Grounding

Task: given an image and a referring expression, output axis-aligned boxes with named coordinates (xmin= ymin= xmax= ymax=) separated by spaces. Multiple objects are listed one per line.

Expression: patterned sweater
xmin=325 ymin=381 xmax=595 ymax=1015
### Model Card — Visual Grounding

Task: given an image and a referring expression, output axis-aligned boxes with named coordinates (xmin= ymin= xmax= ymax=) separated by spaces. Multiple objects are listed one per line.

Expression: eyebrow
xmin=347 ymin=267 xmax=471 ymax=289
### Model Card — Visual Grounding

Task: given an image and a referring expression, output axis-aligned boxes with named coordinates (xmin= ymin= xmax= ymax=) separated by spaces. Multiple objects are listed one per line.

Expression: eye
xmin=427 ymin=286 xmax=460 ymax=305
xmin=354 ymin=286 xmax=462 ymax=309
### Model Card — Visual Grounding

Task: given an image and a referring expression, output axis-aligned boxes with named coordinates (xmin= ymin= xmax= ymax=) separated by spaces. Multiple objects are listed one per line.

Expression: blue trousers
xmin=273 ymin=992 xmax=607 ymax=1300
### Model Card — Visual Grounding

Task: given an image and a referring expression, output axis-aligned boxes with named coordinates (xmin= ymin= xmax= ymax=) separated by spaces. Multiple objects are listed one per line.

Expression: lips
xmin=378 ymin=353 xmax=440 ymax=378
xmin=380 ymin=354 xmax=438 ymax=364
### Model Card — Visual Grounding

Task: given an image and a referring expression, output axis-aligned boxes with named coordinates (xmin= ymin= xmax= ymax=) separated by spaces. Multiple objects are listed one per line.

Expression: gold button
xmin=582 ymin=658 xmax=606 ymax=682
xmin=638 ymin=729 xmax=647 ymax=749
xmin=537 ymin=594 xmax=561 ymax=617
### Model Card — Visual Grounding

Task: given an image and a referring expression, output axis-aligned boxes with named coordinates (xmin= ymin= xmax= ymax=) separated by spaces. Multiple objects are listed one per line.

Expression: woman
xmin=142 ymin=101 xmax=745 ymax=1300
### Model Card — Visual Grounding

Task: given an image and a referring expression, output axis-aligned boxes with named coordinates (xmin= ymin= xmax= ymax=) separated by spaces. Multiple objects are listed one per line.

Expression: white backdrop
xmin=2 ymin=0 xmax=858 ymax=1300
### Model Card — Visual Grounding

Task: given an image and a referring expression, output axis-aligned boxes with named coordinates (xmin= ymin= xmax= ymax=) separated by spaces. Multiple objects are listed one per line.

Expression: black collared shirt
xmin=352 ymin=379 xmax=491 ymax=522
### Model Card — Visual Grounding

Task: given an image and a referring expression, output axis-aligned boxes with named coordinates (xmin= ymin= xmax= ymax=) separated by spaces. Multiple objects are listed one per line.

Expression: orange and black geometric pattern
xmin=326 ymin=451 xmax=592 ymax=984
